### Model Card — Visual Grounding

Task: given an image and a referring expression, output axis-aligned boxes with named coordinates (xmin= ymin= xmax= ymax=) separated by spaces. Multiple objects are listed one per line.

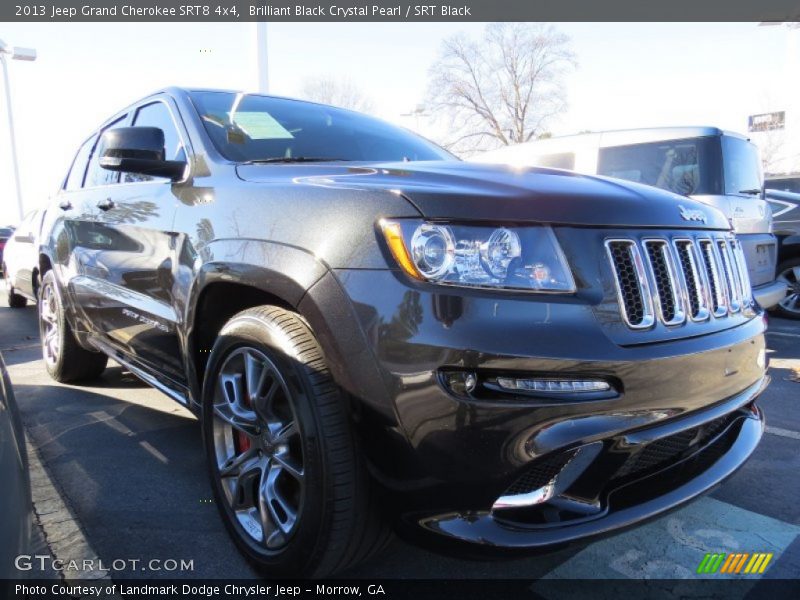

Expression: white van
xmin=472 ymin=127 xmax=786 ymax=309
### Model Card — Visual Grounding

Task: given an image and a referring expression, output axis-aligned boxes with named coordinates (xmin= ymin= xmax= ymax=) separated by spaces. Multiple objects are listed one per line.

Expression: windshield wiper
xmin=244 ymin=157 xmax=351 ymax=164
xmin=738 ymin=188 xmax=762 ymax=195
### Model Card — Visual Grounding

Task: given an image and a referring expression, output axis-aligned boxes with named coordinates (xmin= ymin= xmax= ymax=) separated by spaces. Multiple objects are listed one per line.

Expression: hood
xmin=235 ymin=161 xmax=731 ymax=230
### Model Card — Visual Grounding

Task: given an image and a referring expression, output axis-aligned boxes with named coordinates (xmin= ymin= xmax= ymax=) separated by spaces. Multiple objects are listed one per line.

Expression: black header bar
xmin=5 ymin=0 xmax=800 ymax=22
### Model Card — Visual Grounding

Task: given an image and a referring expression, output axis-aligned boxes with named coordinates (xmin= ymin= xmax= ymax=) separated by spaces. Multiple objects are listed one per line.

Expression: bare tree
xmin=299 ymin=76 xmax=375 ymax=114
xmin=758 ymin=128 xmax=786 ymax=175
xmin=427 ymin=23 xmax=576 ymax=155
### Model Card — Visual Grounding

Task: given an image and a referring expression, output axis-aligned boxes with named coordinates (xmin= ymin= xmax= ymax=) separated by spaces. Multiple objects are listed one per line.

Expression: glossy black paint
xmin=412 ymin=402 xmax=764 ymax=550
xmin=0 ymin=355 xmax=32 ymax=582
xmin=41 ymin=87 xmax=767 ymax=551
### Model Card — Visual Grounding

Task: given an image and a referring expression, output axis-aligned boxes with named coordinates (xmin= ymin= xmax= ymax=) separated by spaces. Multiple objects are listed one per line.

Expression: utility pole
xmin=0 ymin=40 xmax=36 ymax=223
xmin=256 ymin=23 xmax=269 ymax=94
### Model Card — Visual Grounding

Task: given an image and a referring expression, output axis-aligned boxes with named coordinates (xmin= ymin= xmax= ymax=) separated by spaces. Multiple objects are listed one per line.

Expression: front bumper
xmin=413 ymin=379 xmax=764 ymax=549
xmin=301 ymin=268 xmax=767 ymax=549
xmin=753 ymin=279 xmax=788 ymax=310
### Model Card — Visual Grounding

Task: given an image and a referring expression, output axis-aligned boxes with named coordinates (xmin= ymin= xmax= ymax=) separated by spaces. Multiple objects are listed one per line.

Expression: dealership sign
xmin=748 ymin=111 xmax=785 ymax=132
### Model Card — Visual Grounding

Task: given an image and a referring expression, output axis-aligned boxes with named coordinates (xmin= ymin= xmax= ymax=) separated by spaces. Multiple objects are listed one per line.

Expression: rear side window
xmin=85 ymin=116 xmax=128 ymax=188
xmin=64 ymin=136 xmax=96 ymax=191
xmin=122 ymin=101 xmax=185 ymax=183
xmin=597 ymin=136 xmax=722 ymax=196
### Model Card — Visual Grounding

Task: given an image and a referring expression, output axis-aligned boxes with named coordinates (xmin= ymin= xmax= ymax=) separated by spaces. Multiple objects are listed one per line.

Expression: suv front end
xmin=305 ymin=186 xmax=767 ymax=550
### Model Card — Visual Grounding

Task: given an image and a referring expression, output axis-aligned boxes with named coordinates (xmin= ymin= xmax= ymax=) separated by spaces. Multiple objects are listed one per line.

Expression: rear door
xmin=55 ymin=116 xmax=130 ymax=339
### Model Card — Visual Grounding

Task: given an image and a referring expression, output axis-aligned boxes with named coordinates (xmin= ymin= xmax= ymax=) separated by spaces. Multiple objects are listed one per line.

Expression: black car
xmin=765 ymin=185 xmax=800 ymax=319
xmin=0 ymin=353 xmax=33 ymax=590
xmin=38 ymin=88 xmax=767 ymax=577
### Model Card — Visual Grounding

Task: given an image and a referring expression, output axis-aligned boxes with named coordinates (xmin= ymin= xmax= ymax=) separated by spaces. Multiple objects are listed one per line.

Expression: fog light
xmin=496 ymin=378 xmax=611 ymax=393
xmin=445 ymin=371 xmax=478 ymax=395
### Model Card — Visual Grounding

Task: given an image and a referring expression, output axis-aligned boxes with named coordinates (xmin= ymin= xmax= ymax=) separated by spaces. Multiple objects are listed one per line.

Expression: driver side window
xmin=84 ymin=116 xmax=127 ymax=188
xmin=123 ymin=101 xmax=185 ymax=183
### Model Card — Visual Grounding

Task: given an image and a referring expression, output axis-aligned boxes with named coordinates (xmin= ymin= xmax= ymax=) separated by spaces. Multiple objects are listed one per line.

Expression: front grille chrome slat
xmin=643 ymin=240 xmax=686 ymax=326
xmin=698 ymin=239 xmax=729 ymax=317
xmin=731 ymin=240 xmax=753 ymax=307
xmin=605 ymin=240 xmax=655 ymax=329
xmin=673 ymin=239 xmax=710 ymax=322
xmin=716 ymin=240 xmax=741 ymax=313
xmin=607 ymin=234 xmax=751 ymax=330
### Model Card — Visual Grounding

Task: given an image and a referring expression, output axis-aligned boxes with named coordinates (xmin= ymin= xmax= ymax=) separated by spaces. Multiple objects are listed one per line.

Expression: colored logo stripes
xmin=697 ymin=552 xmax=773 ymax=574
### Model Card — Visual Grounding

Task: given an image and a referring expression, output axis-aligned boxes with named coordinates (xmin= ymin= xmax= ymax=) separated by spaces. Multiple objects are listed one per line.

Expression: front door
xmin=86 ymin=100 xmax=188 ymax=386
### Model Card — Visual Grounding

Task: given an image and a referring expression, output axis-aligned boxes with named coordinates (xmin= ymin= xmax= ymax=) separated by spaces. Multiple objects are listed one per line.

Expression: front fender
xmin=189 ymin=237 xmax=328 ymax=309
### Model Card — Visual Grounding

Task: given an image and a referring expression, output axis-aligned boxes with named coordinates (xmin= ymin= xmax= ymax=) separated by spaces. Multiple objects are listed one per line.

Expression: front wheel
xmin=202 ymin=306 xmax=390 ymax=577
xmin=38 ymin=271 xmax=108 ymax=382
xmin=773 ymin=258 xmax=800 ymax=320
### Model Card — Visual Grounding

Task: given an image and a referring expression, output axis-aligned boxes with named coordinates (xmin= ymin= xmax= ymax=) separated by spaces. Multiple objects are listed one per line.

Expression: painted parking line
xmin=767 ymin=330 xmax=800 ymax=340
xmin=765 ymin=426 xmax=800 ymax=441
xmin=536 ymin=496 xmax=798 ymax=588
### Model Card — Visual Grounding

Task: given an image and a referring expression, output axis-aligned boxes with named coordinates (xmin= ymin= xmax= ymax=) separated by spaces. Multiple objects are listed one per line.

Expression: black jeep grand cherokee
xmin=38 ymin=88 xmax=766 ymax=577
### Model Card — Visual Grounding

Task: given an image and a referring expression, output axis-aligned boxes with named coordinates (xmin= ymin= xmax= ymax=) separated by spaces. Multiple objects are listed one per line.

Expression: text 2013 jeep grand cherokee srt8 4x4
xmin=38 ymin=88 xmax=767 ymax=577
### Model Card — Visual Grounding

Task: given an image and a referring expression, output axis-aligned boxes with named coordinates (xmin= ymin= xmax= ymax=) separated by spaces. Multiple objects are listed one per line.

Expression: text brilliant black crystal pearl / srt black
xmin=38 ymin=87 xmax=767 ymax=577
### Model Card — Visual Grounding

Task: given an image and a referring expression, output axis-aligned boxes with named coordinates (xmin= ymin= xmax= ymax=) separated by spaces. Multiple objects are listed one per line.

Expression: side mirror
xmin=99 ymin=127 xmax=187 ymax=182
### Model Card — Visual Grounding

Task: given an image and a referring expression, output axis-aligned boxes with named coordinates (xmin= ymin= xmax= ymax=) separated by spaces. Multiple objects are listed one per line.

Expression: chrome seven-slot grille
xmin=605 ymin=235 xmax=752 ymax=329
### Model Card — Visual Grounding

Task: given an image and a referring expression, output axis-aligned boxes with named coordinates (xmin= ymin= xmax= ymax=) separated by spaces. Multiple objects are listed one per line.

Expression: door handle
xmin=97 ymin=198 xmax=115 ymax=211
xmin=58 ymin=199 xmax=72 ymax=211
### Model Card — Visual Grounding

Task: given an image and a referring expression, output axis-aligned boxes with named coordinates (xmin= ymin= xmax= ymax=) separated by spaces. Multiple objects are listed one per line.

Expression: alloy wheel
xmin=777 ymin=264 xmax=800 ymax=316
xmin=211 ymin=347 xmax=305 ymax=550
xmin=39 ymin=283 xmax=60 ymax=367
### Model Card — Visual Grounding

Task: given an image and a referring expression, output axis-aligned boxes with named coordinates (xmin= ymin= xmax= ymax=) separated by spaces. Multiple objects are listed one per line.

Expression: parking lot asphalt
xmin=1 ymin=278 xmax=798 ymax=586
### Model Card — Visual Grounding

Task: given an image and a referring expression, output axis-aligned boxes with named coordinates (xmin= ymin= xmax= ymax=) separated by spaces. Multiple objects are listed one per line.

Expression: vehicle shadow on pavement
xmin=13 ymin=371 xmax=580 ymax=579
xmin=12 ymin=379 xmax=261 ymax=579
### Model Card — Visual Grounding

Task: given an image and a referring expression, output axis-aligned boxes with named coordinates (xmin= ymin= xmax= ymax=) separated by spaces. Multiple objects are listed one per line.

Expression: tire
xmin=772 ymin=257 xmax=800 ymax=320
xmin=8 ymin=290 xmax=27 ymax=308
xmin=202 ymin=306 xmax=390 ymax=577
xmin=38 ymin=270 xmax=108 ymax=382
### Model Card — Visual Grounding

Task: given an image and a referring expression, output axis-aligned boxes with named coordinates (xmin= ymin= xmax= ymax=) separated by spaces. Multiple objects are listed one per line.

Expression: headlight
xmin=380 ymin=220 xmax=576 ymax=292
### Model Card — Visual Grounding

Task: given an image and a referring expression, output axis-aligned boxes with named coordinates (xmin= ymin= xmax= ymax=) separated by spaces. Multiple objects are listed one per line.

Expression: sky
xmin=0 ymin=21 xmax=796 ymax=223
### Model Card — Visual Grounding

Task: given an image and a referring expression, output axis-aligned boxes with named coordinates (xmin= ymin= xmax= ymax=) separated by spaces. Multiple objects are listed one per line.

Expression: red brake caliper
xmin=234 ymin=386 xmax=252 ymax=453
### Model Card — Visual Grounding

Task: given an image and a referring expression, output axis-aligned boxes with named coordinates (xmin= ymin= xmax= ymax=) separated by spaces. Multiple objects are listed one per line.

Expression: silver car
xmin=473 ymin=127 xmax=787 ymax=310
xmin=2 ymin=210 xmax=45 ymax=308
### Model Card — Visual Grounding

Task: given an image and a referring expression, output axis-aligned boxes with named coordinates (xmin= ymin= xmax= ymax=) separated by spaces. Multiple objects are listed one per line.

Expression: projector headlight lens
xmin=410 ymin=224 xmax=456 ymax=278
xmin=381 ymin=220 xmax=575 ymax=292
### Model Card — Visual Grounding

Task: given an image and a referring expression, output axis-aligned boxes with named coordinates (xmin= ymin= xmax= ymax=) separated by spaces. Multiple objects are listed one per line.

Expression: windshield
xmin=189 ymin=91 xmax=454 ymax=163
xmin=722 ymin=136 xmax=763 ymax=196
xmin=597 ymin=136 xmax=722 ymax=196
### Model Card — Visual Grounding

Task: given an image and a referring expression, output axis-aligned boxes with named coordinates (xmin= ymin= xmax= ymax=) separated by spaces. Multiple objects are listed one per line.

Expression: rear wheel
xmin=38 ymin=271 xmax=108 ymax=382
xmin=202 ymin=306 xmax=390 ymax=577
xmin=773 ymin=257 xmax=800 ymax=320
